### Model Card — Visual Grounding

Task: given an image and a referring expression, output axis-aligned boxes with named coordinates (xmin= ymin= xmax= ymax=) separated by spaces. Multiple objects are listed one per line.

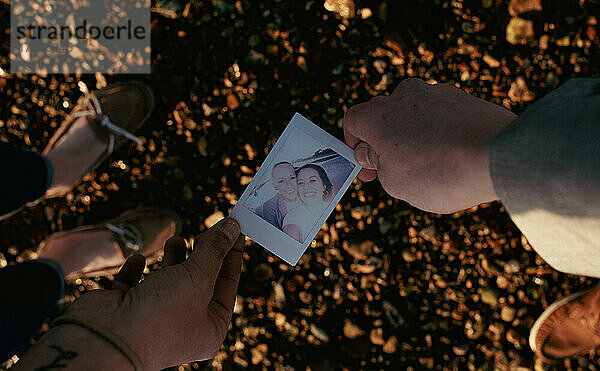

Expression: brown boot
xmin=43 ymin=80 xmax=154 ymax=198
xmin=529 ymin=283 xmax=600 ymax=362
xmin=36 ymin=207 xmax=180 ymax=279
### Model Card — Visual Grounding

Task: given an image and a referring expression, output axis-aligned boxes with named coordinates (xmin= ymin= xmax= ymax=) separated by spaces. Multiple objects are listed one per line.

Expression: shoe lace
xmin=72 ymin=93 xmax=143 ymax=154
xmin=105 ymin=222 xmax=143 ymax=253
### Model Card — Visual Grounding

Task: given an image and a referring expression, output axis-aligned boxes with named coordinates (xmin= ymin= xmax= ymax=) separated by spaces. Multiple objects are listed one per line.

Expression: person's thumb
xmin=354 ymin=141 xmax=380 ymax=170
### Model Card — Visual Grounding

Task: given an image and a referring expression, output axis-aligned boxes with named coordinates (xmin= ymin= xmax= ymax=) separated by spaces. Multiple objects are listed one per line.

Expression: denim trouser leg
xmin=0 ymin=259 xmax=65 ymax=363
xmin=0 ymin=141 xmax=53 ymax=216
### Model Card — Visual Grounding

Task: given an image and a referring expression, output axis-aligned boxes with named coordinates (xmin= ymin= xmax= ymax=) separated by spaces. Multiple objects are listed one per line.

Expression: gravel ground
xmin=1 ymin=0 xmax=600 ymax=369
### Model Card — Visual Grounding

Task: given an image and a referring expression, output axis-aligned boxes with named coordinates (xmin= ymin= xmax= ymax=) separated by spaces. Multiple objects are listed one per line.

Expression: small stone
xmin=343 ymin=319 xmax=364 ymax=339
xmin=270 ymin=283 xmax=285 ymax=309
xmin=344 ymin=240 xmax=373 ymax=260
xmin=480 ymin=288 xmax=499 ymax=305
xmin=508 ymin=77 xmax=535 ymax=103
xmin=501 ymin=306 xmax=517 ymax=322
xmin=506 ymin=328 xmax=521 ymax=347
xmin=401 ymin=249 xmax=416 ymax=263
xmin=483 ymin=54 xmax=501 ymax=68
xmin=233 ymin=353 xmax=248 ymax=367
xmin=506 ymin=17 xmax=535 ymax=45
xmin=275 ymin=313 xmax=287 ymax=328
xmin=496 ymin=276 xmax=510 ymax=289
xmin=226 ymin=93 xmax=240 ymax=110
xmin=419 ymin=226 xmax=436 ymax=242
xmin=508 ymin=0 xmax=541 ymax=17
xmin=324 ymin=0 xmax=355 ymax=18
xmin=504 ymin=259 xmax=521 ymax=273
xmin=233 ymin=295 xmax=243 ymax=314
xmin=351 ymin=264 xmax=376 ymax=274
xmin=556 ymin=36 xmax=571 ymax=46
xmin=251 ymin=344 xmax=267 ymax=365
xmin=369 ymin=328 xmax=385 ymax=345
xmin=351 ymin=205 xmax=371 ymax=219
xmin=310 ymin=324 xmax=330 ymax=343
xmin=197 ymin=137 xmax=208 ymax=156
xmin=453 ymin=344 xmax=469 ymax=356
xmin=382 ymin=335 xmax=398 ymax=354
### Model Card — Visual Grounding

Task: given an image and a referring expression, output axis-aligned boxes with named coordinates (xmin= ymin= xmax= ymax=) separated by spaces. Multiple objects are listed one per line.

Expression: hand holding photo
xmin=231 ymin=113 xmax=361 ymax=265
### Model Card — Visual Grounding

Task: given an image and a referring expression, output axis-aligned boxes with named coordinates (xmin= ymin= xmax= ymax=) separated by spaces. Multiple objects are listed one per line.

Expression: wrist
xmin=12 ymin=324 xmax=134 ymax=371
xmin=459 ymin=111 xmax=517 ymax=205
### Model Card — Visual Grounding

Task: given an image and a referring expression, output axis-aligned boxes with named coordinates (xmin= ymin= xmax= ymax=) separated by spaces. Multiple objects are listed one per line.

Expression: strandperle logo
xmin=10 ymin=0 xmax=150 ymax=74
xmin=16 ymin=20 xmax=147 ymax=41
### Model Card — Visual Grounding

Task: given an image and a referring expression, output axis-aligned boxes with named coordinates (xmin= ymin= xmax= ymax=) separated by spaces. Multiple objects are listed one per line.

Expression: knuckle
xmin=368 ymin=95 xmax=388 ymax=106
xmin=344 ymin=102 xmax=365 ymax=121
xmin=401 ymin=77 xmax=425 ymax=86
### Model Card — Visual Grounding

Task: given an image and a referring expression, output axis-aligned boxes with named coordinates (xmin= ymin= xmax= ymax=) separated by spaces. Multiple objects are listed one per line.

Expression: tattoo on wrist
xmin=34 ymin=345 xmax=78 ymax=370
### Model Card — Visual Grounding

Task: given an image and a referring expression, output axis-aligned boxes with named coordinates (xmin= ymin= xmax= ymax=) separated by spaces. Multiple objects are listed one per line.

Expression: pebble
xmin=506 ymin=17 xmax=535 ymax=45
xmin=419 ymin=226 xmax=436 ymax=242
xmin=351 ymin=205 xmax=371 ymax=219
xmin=504 ymin=259 xmax=521 ymax=274
xmin=401 ymin=249 xmax=416 ymax=263
xmin=250 ymin=344 xmax=267 ymax=365
xmin=496 ymin=276 xmax=510 ymax=289
xmin=382 ymin=335 xmax=398 ymax=354
xmin=508 ymin=0 xmax=542 ymax=17
xmin=480 ymin=288 xmax=499 ymax=305
xmin=275 ymin=313 xmax=286 ymax=328
xmin=324 ymin=0 xmax=356 ymax=18
xmin=501 ymin=306 xmax=517 ymax=322
xmin=310 ymin=324 xmax=330 ymax=343
xmin=369 ymin=328 xmax=385 ymax=345
xmin=506 ymin=329 xmax=521 ymax=347
xmin=453 ymin=344 xmax=469 ymax=356
xmin=270 ymin=282 xmax=285 ymax=309
xmin=343 ymin=319 xmax=364 ymax=339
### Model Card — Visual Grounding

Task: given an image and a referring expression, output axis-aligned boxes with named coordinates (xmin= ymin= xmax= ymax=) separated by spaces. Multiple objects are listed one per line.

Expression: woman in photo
xmin=282 ymin=163 xmax=334 ymax=242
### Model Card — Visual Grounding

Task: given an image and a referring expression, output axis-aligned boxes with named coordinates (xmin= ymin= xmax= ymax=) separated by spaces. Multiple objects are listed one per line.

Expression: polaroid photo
xmin=231 ymin=113 xmax=362 ymax=265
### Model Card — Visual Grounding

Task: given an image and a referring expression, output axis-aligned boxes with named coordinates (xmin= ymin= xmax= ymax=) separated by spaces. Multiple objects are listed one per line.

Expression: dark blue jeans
xmin=0 ymin=260 xmax=64 ymax=363
xmin=0 ymin=141 xmax=53 ymax=217
xmin=0 ymin=141 xmax=63 ymax=363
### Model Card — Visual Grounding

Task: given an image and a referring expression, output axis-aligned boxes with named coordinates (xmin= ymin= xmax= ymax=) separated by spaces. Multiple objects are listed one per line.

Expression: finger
xmin=207 ymin=234 xmax=244 ymax=327
xmin=163 ymin=236 xmax=188 ymax=267
xmin=391 ymin=78 xmax=428 ymax=99
xmin=354 ymin=141 xmax=379 ymax=170
xmin=358 ymin=168 xmax=378 ymax=182
xmin=343 ymin=124 xmax=362 ymax=150
xmin=113 ymin=254 xmax=146 ymax=292
xmin=189 ymin=217 xmax=241 ymax=280
xmin=343 ymin=101 xmax=372 ymax=149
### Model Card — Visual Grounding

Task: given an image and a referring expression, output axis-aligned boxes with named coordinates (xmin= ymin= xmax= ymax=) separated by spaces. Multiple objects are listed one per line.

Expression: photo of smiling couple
xmin=248 ymin=146 xmax=354 ymax=243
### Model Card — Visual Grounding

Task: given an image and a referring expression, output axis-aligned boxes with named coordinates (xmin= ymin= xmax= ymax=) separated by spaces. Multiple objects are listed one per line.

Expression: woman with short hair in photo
xmin=282 ymin=163 xmax=334 ymax=242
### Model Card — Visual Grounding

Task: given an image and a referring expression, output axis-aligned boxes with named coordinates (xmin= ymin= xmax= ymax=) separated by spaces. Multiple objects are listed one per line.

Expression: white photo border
xmin=230 ymin=113 xmax=362 ymax=265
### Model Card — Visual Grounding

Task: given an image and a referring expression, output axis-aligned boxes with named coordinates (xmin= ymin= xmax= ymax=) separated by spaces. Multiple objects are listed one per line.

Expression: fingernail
xmin=218 ymin=218 xmax=240 ymax=244
xmin=355 ymin=142 xmax=377 ymax=170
